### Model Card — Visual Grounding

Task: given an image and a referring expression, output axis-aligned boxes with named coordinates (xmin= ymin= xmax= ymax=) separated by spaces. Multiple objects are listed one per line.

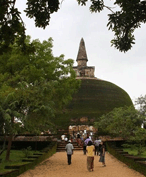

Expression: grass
xmin=0 ymin=149 xmax=40 ymax=173
xmin=123 ymin=148 xmax=146 ymax=158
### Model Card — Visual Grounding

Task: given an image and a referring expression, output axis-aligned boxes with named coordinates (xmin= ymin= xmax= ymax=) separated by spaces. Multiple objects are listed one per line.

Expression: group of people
xmin=65 ymin=136 xmax=106 ymax=171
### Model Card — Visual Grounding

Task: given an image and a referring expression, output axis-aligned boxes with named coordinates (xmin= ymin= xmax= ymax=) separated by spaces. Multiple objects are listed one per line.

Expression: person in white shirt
xmin=94 ymin=137 xmax=101 ymax=155
xmin=65 ymin=140 xmax=74 ymax=165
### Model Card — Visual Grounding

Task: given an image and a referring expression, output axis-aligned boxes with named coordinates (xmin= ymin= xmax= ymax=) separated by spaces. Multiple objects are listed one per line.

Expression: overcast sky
xmin=16 ymin=0 xmax=146 ymax=103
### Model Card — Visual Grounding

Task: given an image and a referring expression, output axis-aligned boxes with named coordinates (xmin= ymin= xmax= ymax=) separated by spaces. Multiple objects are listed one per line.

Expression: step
xmin=57 ymin=149 xmax=83 ymax=152
xmin=118 ymin=151 xmax=129 ymax=154
xmin=57 ymin=149 xmax=82 ymax=151
xmin=27 ymin=155 xmax=40 ymax=158
xmin=33 ymin=153 xmax=44 ymax=155
xmin=22 ymin=159 xmax=35 ymax=162
xmin=136 ymin=161 xmax=146 ymax=165
xmin=57 ymin=146 xmax=80 ymax=148
xmin=124 ymin=156 xmax=146 ymax=161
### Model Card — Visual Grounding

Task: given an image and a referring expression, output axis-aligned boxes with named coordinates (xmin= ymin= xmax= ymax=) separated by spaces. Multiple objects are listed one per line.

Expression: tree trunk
xmin=0 ymin=135 xmax=6 ymax=156
xmin=3 ymin=134 xmax=6 ymax=150
xmin=5 ymin=117 xmax=14 ymax=161
xmin=5 ymin=134 xmax=13 ymax=161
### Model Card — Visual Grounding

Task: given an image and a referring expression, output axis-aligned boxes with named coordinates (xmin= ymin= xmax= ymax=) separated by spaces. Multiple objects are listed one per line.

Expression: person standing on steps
xmin=86 ymin=141 xmax=95 ymax=172
xmin=65 ymin=140 xmax=74 ymax=165
xmin=77 ymin=133 xmax=81 ymax=147
xmin=99 ymin=141 xmax=106 ymax=167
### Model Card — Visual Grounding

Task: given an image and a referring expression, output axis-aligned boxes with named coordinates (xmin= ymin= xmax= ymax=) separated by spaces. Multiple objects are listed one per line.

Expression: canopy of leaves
xmin=78 ymin=0 xmax=146 ymax=52
xmin=0 ymin=0 xmax=60 ymax=54
xmin=135 ymin=95 xmax=146 ymax=128
xmin=135 ymin=95 xmax=146 ymax=116
xmin=0 ymin=36 xmax=80 ymax=135
xmin=1 ymin=0 xmax=146 ymax=53
xmin=94 ymin=106 xmax=145 ymax=139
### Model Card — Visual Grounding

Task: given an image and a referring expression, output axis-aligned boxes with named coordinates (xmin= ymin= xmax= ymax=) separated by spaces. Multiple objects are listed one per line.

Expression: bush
xmin=22 ymin=146 xmax=32 ymax=158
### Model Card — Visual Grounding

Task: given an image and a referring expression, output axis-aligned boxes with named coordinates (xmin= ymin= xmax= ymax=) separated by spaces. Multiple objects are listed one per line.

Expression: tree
xmin=135 ymin=95 xmax=146 ymax=115
xmin=135 ymin=95 xmax=146 ymax=128
xmin=77 ymin=0 xmax=146 ymax=52
xmin=94 ymin=106 xmax=144 ymax=138
xmin=94 ymin=105 xmax=146 ymax=155
xmin=126 ymin=128 xmax=146 ymax=155
xmin=1 ymin=0 xmax=146 ymax=53
xmin=0 ymin=36 xmax=80 ymax=160
xmin=0 ymin=0 xmax=60 ymax=53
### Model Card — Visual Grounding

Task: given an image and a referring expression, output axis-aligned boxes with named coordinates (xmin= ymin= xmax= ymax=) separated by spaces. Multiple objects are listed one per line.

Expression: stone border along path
xmin=18 ymin=151 xmax=145 ymax=177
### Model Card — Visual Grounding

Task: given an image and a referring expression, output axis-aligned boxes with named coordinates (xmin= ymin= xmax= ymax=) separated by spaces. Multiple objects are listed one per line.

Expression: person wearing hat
xmin=65 ymin=140 xmax=74 ymax=165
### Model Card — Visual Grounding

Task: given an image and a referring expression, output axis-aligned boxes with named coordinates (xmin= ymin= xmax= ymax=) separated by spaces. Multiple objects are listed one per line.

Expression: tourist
xmin=64 ymin=136 xmax=68 ymax=142
xmin=65 ymin=140 xmax=74 ymax=165
xmin=83 ymin=140 xmax=87 ymax=155
xmin=84 ymin=134 xmax=91 ymax=155
xmin=61 ymin=134 xmax=65 ymax=141
xmin=86 ymin=140 xmax=95 ymax=172
xmin=77 ymin=133 xmax=81 ymax=147
xmin=99 ymin=141 xmax=106 ymax=167
xmin=94 ymin=137 xmax=101 ymax=155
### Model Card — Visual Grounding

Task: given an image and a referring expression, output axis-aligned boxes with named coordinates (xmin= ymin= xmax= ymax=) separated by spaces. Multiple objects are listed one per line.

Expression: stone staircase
xmin=57 ymin=141 xmax=83 ymax=152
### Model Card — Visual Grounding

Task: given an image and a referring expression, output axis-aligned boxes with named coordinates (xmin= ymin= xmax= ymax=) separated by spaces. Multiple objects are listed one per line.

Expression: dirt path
xmin=18 ymin=151 xmax=145 ymax=177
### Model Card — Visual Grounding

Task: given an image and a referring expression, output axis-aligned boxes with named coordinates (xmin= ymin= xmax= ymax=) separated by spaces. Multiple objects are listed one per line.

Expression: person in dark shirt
xmin=77 ymin=133 xmax=81 ymax=147
xmin=99 ymin=141 xmax=106 ymax=167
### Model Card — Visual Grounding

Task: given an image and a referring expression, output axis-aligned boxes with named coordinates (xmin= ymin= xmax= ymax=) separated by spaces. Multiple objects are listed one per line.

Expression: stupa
xmin=54 ymin=39 xmax=133 ymax=129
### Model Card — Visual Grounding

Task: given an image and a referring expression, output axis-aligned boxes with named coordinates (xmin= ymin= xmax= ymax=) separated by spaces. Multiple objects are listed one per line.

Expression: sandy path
xmin=18 ymin=151 xmax=145 ymax=177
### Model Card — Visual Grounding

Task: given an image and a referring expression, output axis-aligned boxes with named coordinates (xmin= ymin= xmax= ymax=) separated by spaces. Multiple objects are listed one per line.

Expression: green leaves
xmin=95 ymin=105 xmax=145 ymax=139
xmin=0 ymin=0 xmax=26 ymax=54
xmin=135 ymin=95 xmax=146 ymax=116
xmin=25 ymin=0 xmax=60 ymax=28
xmin=90 ymin=0 xmax=104 ymax=13
xmin=77 ymin=0 xmax=146 ymax=52
xmin=0 ymin=36 xmax=80 ymax=135
xmin=1 ymin=0 xmax=146 ymax=52
xmin=0 ymin=0 xmax=60 ymax=53
xmin=77 ymin=0 xmax=88 ymax=6
xmin=77 ymin=0 xmax=104 ymax=12
xmin=107 ymin=0 xmax=146 ymax=51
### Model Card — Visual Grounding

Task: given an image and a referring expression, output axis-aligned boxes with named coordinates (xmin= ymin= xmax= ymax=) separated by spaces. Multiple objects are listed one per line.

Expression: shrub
xmin=22 ymin=146 xmax=32 ymax=158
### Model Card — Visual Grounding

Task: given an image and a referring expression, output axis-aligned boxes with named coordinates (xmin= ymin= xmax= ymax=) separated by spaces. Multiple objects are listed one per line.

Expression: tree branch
xmin=104 ymin=5 xmax=115 ymax=13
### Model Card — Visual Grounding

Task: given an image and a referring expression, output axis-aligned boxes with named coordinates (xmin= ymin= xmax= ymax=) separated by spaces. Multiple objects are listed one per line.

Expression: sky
xmin=16 ymin=0 xmax=146 ymax=104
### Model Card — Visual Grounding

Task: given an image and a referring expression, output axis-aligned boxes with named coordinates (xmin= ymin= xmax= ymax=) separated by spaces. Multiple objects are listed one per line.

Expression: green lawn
xmin=123 ymin=148 xmax=146 ymax=158
xmin=0 ymin=150 xmax=40 ymax=173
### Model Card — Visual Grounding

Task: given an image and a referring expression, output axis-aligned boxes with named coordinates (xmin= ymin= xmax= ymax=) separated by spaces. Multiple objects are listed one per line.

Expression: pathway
xmin=18 ymin=151 xmax=145 ymax=177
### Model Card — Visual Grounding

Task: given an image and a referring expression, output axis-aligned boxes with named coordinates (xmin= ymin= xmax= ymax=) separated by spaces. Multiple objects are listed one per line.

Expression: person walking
xmin=84 ymin=135 xmax=91 ymax=155
xmin=65 ymin=140 xmax=74 ymax=165
xmin=83 ymin=140 xmax=87 ymax=155
xmin=86 ymin=141 xmax=95 ymax=172
xmin=77 ymin=133 xmax=81 ymax=147
xmin=99 ymin=141 xmax=106 ymax=167
xmin=94 ymin=137 xmax=101 ymax=155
